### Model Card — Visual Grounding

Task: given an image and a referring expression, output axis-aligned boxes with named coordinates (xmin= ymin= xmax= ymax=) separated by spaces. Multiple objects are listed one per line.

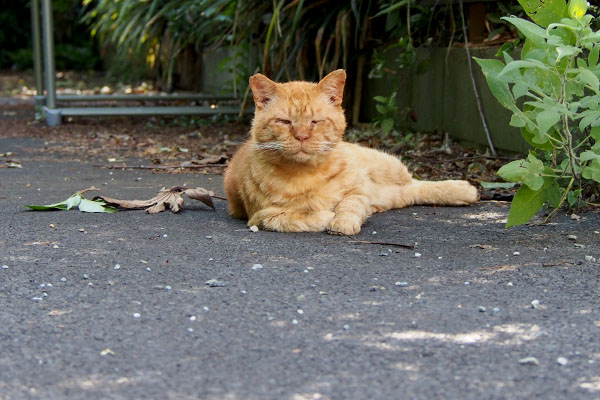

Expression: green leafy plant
xmin=26 ymin=188 xmax=117 ymax=213
xmin=475 ymin=0 xmax=600 ymax=227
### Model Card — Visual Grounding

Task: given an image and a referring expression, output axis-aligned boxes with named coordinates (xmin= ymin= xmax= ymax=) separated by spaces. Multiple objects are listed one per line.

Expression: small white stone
xmin=205 ymin=236 xmax=213 ymax=239
xmin=146 ymin=267 xmax=151 ymax=272
xmin=82 ymin=274 xmax=89 ymax=279
xmin=190 ymin=316 xmax=197 ymax=321
xmin=557 ymin=357 xmax=568 ymax=366
xmin=372 ymin=231 xmax=377 ymax=235
xmin=395 ymin=282 xmax=409 ymax=287
xmin=252 ymin=264 xmax=263 ymax=270
xmin=114 ymin=264 xmax=121 ymax=270
xmin=304 ymin=269 xmax=309 ymax=273
xmin=32 ymin=297 xmax=43 ymax=301
xmin=132 ymin=313 xmax=141 ymax=318
xmin=1 ymin=265 xmax=8 ymax=269
xmin=567 ymin=234 xmax=577 ymax=240
xmin=464 ymin=281 xmax=471 ymax=285
xmin=519 ymin=357 xmax=539 ymax=366
xmin=414 ymin=253 xmax=422 ymax=258
xmin=162 ymin=234 xmax=168 ymax=238
xmin=292 ymin=319 xmax=298 ymax=325
xmin=249 ymin=225 xmax=259 ymax=232
xmin=493 ymin=307 xmax=500 ymax=313
xmin=46 ymin=283 xmax=52 ymax=287
xmin=203 ymin=306 xmax=209 ymax=311
xmin=40 ymin=284 xmax=46 ymax=288
xmin=570 ymin=214 xmax=580 ymax=221
xmin=531 ymin=299 xmax=540 ymax=309
xmin=585 ymin=255 xmax=594 ymax=262
xmin=60 ymin=277 xmax=66 ymax=282
xmin=52 ymin=245 xmax=59 ymax=249
xmin=88 ymin=282 xmax=93 ymax=286
xmin=297 ymin=309 xmax=304 ymax=315
xmin=42 ymin=292 xmax=48 ymax=297
xmin=240 ymin=290 xmax=247 ymax=294
xmin=187 ymin=328 xmax=194 ymax=333
xmin=513 ymin=251 xmax=520 ymax=256
xmin=343 ymin=324 xmax=350 ymax=330
xmin=478 ymin=306 xmax=486 ymax=313
xmin=507 ymin=282 xmax=513 ymax=287
xmin=164 ymin=285 xmax=172 ymax=290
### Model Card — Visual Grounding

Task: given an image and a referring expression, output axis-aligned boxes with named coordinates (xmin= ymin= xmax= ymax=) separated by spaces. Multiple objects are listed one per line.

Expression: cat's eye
xmin=276 ymin=118 xmax=292 ymax=125
xmin=310 ymin=120 xmax=323 ymax=126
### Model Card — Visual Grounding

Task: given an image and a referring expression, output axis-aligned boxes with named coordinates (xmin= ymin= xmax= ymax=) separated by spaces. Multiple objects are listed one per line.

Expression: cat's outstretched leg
xmin=249 ymin=207 xmax=335 ymax=232
xmin=395 ymin=179 xmax=478 ymax=208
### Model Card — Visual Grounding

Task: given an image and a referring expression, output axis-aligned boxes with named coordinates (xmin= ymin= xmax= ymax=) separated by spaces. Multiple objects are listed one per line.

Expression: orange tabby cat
xmin=224 ymin=70 xmax=478 ymax=235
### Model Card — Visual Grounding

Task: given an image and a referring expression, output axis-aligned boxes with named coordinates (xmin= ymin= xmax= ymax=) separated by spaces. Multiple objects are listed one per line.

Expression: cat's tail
xmin=396 ymin=179 xmax=479 ymax=207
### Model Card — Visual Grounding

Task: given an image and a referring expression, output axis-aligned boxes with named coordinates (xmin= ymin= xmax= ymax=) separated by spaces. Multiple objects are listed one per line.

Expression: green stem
xmin=544 ymin=177 xmax=574 ymax=223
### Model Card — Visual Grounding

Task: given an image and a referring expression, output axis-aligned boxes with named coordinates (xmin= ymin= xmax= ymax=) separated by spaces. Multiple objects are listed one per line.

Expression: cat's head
xmin=248 ymin=70 xmax=347 ymax=164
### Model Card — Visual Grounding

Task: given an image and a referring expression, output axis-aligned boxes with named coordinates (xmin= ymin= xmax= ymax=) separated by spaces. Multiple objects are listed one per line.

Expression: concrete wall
xmin=364 ymin=47 xmax=528 ymax=153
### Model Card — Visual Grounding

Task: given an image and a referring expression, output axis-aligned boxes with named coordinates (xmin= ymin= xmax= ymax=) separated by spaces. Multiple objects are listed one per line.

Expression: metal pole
xmin=31 ymin=0 xmax=44 ymax=96
xmin=41 ymin=0 xmax=56 ymax=109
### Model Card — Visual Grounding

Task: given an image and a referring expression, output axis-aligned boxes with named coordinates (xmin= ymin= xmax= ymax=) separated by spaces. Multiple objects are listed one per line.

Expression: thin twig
xmin=344 ymin=236 xmax=415 ymax=250
xmin=94 ymin=164 xmax=227 ymax=170
xmin=458 ymin=0 xmax=497 ymax=156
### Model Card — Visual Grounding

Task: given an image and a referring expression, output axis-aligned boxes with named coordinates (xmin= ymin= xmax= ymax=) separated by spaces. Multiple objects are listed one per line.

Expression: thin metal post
xmin=31 ymin=0 xmax=44 ymax=96
xmin=41 ymin=0 xmax=56 ymax=110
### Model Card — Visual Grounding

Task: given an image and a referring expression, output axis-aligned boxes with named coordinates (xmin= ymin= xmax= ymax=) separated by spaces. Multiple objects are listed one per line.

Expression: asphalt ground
xmin=1 ymin=132 xmax=600 ymax=400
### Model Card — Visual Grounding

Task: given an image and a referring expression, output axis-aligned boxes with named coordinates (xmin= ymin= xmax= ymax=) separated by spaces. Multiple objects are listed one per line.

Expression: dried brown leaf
xmin=95 ymin=186 xmax=216 ymax=214
xmin=184 ymin=187 xmax=215 ymax=210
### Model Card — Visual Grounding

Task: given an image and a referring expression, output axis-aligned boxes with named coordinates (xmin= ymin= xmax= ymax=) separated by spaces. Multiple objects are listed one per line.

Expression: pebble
xmin=574 ymin=243 xmax=585 ymax=248
xmin=557 ymin=357 xmax=568 ymax=366
xmin=52 ymin=245 xmax=59 ymax=249
xmin=478 ymin=306 xmax=487 ymax=313
xmin=567 ymin=234 xmax=577 ymax=241
xmin=146 ymin=267 xmax=151 ymax=272
xmin=187 ymin=328 xmax=194 ymax=333
xmin=493 ymin=307 xmax=500 ymax=313
xmin=531 ymin=299 xmax=540 ymax=309
xmin=114 ymin=264 xmax=121 ymax=270
xmin=32 ymin=297 xmax=43 ymax=301
xmin=190 ymin=316 xmax=197 ymax=321
xmin=251 ymin=264 xmax=263 ymax=270
xmin=297 ymin=309 xmax=304 ymax=315
xmin=162 ymin=234 xmax=168 ymax=238
xmin=372 ymin=231 xmax=377 ymax=235
xmin=1 ymin=265 xmax=8 ymax=269
xmin=132 ymin=313 xmax=141 ymax=318
xmin=513 ymin=251 xmax=520 ymax=256
xmin=379 ymin=253 xmax=388 ymax=257
xmin=82 ymin=273 xmax=89 ymax=280
xmin=205 ymin=236 xmax=212 ymax=239
xmin=464 ymin=281 xmax=471 ymax=285
xmin=395 ymin=282 xmax=409 ymax=287
xmin=60 ymin=277 xmax=66 ymax=282
xmin=519 ymin=357 xmax=539 ymax=366
xmin=414 ymin=253 xmax=422 ymax=258
xmin=164 ymin=285 xmax=172 ymax=290
xmin=507 ymin=282 xmax=513 ymax=287
xmin=205 ymin=279 xmax=228 ymax=287
xmin=585 ymin=255 xmax=596 ymax=262
xmin=203 ymin=306 xmax=209 ymax=312
xmin=249 ymin=225 xmax=259 ymax=232
xmin=343 ymin=324 xmax=350 ymax=330
xmin=292 ymin=319 xmax=298 ymax=325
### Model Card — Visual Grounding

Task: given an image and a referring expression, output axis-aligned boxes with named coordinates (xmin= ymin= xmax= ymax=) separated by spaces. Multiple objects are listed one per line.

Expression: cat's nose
xmin=294 ymin=131 xmax=310 ymax=143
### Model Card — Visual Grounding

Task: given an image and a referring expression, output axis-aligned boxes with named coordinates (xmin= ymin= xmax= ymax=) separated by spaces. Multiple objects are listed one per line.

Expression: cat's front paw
xmin=327 ymin=217 xmax=361 ymax=236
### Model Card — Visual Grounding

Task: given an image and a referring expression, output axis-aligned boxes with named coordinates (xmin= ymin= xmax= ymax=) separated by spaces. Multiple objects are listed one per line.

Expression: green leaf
xmin=381 ymin=118 xmax=394 ymax=134
xmin=546 ymin=180 xmax=562 ymax=208
xmin=479 ymin=181 xmax=517 ymax=189
xmin=473 ymin=58 xmax=516 ymax=111
xmin=568 ymin=0 xmax=588 ymax=19
xmin=65 ymin=194 xmax=82 ymax=210
xmin=375 ymin=104 xmax=387 ymax=115
xmin=556 ymin=45 xmax=581 ymax=61
xmin=497 ymin=154 xmax=545 ymax=190
xmin=588 ymin=45 xmax=599 ymax=66
xmin=536 ymin=109 xmax=561 ymax=134
xmin=25 ymin=202 xmax=68 ymax=211
xmin=577 ymin=69 xmax=600 ymax=93
xmin=517 ymin=0 xmax=568 ymax=27
xmin=521 ymin=125 xmax=557 ymax=150
xmin=506 ymin=184 xmax=548 ymax=227
xmin=510 ymin=114 xmax=527 ymax=128
xmin=498 ymin=159 xmax=527 ymax=183
xmin=580 ymin=150 xmax=600 ymax=162
xmin=373 ymin=96 xmax=387 ymax=103
xmin=502 ymin=16 xmax=549 ymax=46
xmin=78 ymin=198 xmax=118 ymax=213
xmin=582 ymin=160 xmax=600 ymax=182
xmin=512 ymin=83 xmax=530 ymax=99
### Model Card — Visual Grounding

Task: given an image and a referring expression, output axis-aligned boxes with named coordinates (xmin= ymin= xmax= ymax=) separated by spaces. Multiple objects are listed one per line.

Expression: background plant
xmin=475 ymin=0 xmax=600 ymax=227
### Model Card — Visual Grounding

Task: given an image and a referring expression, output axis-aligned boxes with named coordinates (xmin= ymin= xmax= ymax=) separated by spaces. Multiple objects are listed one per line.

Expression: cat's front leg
xmin=328 ymin=194 xmax=370 ymax=236
xmin=249 ymin=207 xmax=335 ymax=232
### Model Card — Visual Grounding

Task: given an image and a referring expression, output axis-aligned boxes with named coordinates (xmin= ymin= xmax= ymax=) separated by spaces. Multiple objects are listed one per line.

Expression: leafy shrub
xmin=475 ymin=0 xmax=600 ymax=226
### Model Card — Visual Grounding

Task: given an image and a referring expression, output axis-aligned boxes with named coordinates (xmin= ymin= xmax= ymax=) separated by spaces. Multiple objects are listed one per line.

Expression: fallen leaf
xmin=468 ymin=244 xmax=498 ymax=251
xmin=96 ymin=186 xmax=215 ymax=214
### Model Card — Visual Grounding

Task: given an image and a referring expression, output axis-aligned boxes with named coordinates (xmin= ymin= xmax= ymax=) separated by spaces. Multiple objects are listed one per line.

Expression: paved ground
xmin=1 ymin=126 xmax=600 ymax=399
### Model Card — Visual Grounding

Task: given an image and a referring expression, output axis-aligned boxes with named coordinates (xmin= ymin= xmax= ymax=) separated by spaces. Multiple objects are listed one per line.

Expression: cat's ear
xmin=249 ymin=73 xmax=277 ymax=109
xmin=318 ymin=69 xmax=346 ymax=107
